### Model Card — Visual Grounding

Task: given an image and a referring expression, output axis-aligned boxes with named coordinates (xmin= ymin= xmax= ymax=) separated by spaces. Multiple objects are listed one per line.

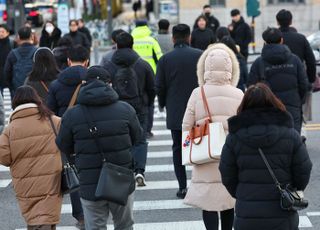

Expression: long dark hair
xmin=195 ymin=15 xmax=208 ymax=29
xmin=220 ymin=36 xmax=239 ymax=55
xmin=29 ymin=47 xmax=60 ymax=81
xmin=237 ymin=83 xmax=286 ymax=115
xmin=12 ymin=86 xmax=53 ymax=120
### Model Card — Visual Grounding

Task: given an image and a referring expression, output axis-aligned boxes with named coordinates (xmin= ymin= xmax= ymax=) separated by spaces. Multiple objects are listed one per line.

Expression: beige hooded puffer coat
xmin=182 ymin=43 xmax=244 ymax=211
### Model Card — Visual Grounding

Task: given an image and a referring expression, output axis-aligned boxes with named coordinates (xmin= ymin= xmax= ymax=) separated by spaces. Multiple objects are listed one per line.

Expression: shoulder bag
xmin=81 ymin=106 xmax=135 ymax=206
xmin=182 ymin=86 xmax=226 ymax=165
xmin=258 ymin=148 xmax=308 ymax=211
xmin=68 ymin=84 xmax=81 ymax=108
xmin=48 ymin=116 xmax=80 ymax=194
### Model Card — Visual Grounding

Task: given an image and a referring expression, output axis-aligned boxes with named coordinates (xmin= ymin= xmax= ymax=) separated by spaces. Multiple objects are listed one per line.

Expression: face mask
xmin=204 ymin=12 xmax=211 ymax=18
xmin=45 ymin=25 xmax=54 ymax=34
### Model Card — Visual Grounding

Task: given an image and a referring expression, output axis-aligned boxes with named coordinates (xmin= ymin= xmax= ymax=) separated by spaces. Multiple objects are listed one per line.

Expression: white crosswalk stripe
xmin=0 ymin=89 xmax=315 ymax=229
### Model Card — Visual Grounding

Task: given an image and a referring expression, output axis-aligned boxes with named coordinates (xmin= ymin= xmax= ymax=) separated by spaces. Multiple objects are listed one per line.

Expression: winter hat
xmin=86 ymin=66 xmax=111 ymax=83
xmin=197 ymin=43 xmax=240 ymax=87
xmin=135 ymin=20 xmax=148 ymax=27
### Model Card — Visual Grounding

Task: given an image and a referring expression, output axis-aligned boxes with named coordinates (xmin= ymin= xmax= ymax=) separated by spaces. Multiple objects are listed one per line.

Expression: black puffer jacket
xmin=56 ymin=80 xmax=141 ymax=201
xmin=230 ymin=17 xmax=251 ymax=58
xmin=63 ymin=31 xmax=90 ymax=50
xmin=191 ymin=28 xmax=216 ymax=51
xmin=248 ymin=44 xmax=308 ymax=133
xmin=39 ymin=27 xmax=62 ymax=49
xmin=219 ymin=108 xmax=312 ymax=230
xmin=47 ymin=65 xmax=86 ymax=116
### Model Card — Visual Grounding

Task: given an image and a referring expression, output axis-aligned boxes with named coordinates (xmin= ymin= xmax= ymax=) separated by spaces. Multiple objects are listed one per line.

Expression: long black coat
xmin=155 ymin=42 xmax=202 ymax=130
xmin=191 ymin=28 xmax=216 ymax=51
xmin=56 ymin=80 xmax=141 ymax=201
xmin=39 ymin=27 xmax=62 ymax=49
xmin=47 ymin=65 xmax=86 ymax=117
xmin=248 ymin=44 xmax=308 ymax=133
xmin=0 ymin=36 xmax=13 ymax=88
xmin=63 ymin=31 xmax=91 ymax=50
xmin=280 ymin=26 xmax=316 ymax=83
xmin=230 ymin=17 xmax=252 ymax=58
xmin=219 ymin=108 xmax=312 ymax=230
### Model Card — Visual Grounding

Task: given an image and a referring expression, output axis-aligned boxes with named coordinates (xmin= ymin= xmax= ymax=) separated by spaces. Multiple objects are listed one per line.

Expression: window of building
xmin=268 ymin=0 xmax=305 ymax=4
xmin=210 ymin=0 xmax=226 ymax=7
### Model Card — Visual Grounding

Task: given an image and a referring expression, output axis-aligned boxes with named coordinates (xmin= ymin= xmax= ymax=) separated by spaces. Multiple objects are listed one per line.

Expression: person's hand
xmin=228 ymin=25 xmax=233 ymax=31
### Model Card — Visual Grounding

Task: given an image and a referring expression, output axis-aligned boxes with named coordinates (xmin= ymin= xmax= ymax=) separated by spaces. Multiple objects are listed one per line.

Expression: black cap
xmin=86 ymin=66 xmax=111 ymax=83
xmin=135 ymin=20 xmax=148 ymax=27
xmin=262 ymin=27 xmax=283 ymax=44
xmin=231 ymin=9 xmax=240 ymax=17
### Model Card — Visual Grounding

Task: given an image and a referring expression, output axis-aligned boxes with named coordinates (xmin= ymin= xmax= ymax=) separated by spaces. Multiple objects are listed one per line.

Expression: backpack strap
xmin=68 ymin=84 xmax=81 ymax=108
xmin=40 ymin=81 xmax=49 ymax=93
xmin=12 ymin=49 xmax=21 ymax=61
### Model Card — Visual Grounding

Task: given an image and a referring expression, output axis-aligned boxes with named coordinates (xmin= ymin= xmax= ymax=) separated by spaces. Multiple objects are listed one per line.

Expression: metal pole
xmin=251 ymin=16 xmax=256 ymax=54
xmin=107 ymin=0 xmax=113 ymax=44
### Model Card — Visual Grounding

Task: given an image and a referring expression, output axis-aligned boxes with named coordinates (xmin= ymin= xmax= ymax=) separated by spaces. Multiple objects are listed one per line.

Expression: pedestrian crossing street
xmin=0 ymin=89 xmax=318 ymax=229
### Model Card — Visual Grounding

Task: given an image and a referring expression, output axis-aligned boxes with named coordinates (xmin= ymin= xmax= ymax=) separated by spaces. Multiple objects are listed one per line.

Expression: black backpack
xmin=112 ymin=59 xmax=142 ymax=113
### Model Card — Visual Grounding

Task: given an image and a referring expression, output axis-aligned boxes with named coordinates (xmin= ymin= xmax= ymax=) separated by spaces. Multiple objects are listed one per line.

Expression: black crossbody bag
xmin=48 ymin=117 xmax=80 ymax=194
xmin=258 ymin=148 xmax=308 ymax=211
xmin=81 ymin=106 xmax=135 ymax=206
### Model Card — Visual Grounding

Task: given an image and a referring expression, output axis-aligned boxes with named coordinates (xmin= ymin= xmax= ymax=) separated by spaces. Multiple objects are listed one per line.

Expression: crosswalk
xmin=0 ymin=89 xmax=317 ymax=229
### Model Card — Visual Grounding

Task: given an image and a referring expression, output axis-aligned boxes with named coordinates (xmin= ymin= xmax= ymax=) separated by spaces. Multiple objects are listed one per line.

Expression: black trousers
xmin=203 ymin=209 xmax=234 ymax=230
xmin=171 ymin=130 xmax=187 ymax=189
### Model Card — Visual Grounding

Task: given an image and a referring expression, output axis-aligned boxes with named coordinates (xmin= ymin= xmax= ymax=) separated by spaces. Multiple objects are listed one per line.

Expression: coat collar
xmin=228 ymin=108 xmax=293 ymax=134
xmin=9 ymin=103 xmax=39 ymax=123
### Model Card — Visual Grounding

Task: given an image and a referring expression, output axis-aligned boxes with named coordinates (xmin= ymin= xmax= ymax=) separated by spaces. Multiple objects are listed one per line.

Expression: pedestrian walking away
xmin=25 ymin=47 xmax=60 ymax=102
xmin=182 ymin=43 xmax=243 ymax=230
xmin=219 ymin=83 xmax=312 ymax=230
xmin=228 ymin=9 xmax=252 ymax=60
xmin=102 ymin=32 xmax=155 ymax=187
xmin=191 ymin=15 xmax=216 ymax=51
xmin=4 ymin=26 xmax=37 ymax=100
xmin=52 ymin=37 xmax=73 ymax=71
xmin=63 ymin=20 xmax=91 ymax=51
xmin=155 ymin=19 xmax=174 ymax=55
xmin=0 ymin=86 xmax=63 ymax=230
xmin=100 ymin=29 xmax=125 ymax=65
xmin=47 ymin=45 xmax=89 ymax=229
xmin=39 ymin=21 xmax=62 ymax=50
xmin=247 ymin=27 xmax=309 ymax=133
xmin=156 ymin=24 xmax=202 ymax=199
xmin=78 ymin=19 xmax=92 ymax=48
xmin=193 ymin=5 xmax=220 ymax=37
xmin=56 ymin=66 xmax=142 ymax=230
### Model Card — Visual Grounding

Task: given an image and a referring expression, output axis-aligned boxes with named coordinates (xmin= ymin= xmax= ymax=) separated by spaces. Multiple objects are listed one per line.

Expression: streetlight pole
xmin=107 ymin=0 xmax=113 ymax=45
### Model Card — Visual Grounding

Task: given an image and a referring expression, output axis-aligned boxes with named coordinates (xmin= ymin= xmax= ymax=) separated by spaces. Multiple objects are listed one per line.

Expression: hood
xmin=261 ymin=44 xmax=292 ymax=65
xmin=131 ymin=26 xmax=152 ymax=39
xmin=77 ymin=80 xmax=119 ymax=106
xmin=228 ymin=108 xmax=293 ymax=148
xmin=58 ymin=65 xmax=87 ymax=86
xmin=111 ymin=48 xmax=140 ymax=66
xmin=197 ymin=43 xmax=240 ymax=86
xmin=9 ymin=103 xmax=38 ymax=123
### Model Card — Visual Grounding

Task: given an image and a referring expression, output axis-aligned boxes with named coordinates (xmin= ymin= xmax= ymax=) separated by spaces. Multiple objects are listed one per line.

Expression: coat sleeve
xmin=0 ymin=128 xmax=12 ymax=167
xmin=55 ymin=111 xmax=75 ymax=155
xmin=295 ymin=56 xmax=309 ymax=101
xmin=155 ymin=57 xmax=167 ymax=108
xmin=47 ymin=82 xmax=59 ymax=115
xmin=0 ymin=94 xmax=5 ymax=134
xmin=219 ymin=134 xmax=238 ymax=198
xmin=4 ymin=51 xmax=15 ymax=87
xmin=128 ymin=108 xmax=143 ymax=146
xmin=244 ymin=24 xmax=252 ymax=46
xmin=247 ymin=59 xmax=260 ymax=86
xmin=303 ymin=38 xmax=316 ymax=83
xmin=182 ymin=89 xmax=197 ymax=131
xmin=291 ymin=131 xmax=312 ymax=190
xmin=152 ymin=38 xmax=163 ymax=61
xmin=143 ymin=61 xmax=156 ymax=106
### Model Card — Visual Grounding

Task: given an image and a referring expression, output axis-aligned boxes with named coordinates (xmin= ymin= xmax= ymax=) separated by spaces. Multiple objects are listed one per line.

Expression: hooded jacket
xmin=219 ymin=108 xmax=312 ymax=230
xmin=230 ymin=17 xmax=252 ymax=58
xmin=0 ymin=104 xmax=62 ymax=225
xmin=47 ymin=65 xmax=86 ymax=117
xmin=39 ymin=27 xmax=62 ymax=49
xmin=183 ymin=44 xmax=243 ymax=211
xmin=131 ymin=25 xmax=163 ymax=73
xmin=248 ymin=44 xmax=309 ymax=133
xmin=56 ymin=80 xmax=142 ymax=201
xmin=102 ymin=48 xmax=155 ymax=112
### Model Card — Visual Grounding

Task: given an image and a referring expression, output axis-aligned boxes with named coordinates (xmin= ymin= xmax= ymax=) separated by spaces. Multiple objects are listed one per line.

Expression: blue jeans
xmin=131 ymin=111 xmax=148 ymax=174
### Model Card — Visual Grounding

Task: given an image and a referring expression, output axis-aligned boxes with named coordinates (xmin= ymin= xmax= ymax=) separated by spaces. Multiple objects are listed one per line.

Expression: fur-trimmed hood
xmin=197 ymin=43 xmax=240 ymax=87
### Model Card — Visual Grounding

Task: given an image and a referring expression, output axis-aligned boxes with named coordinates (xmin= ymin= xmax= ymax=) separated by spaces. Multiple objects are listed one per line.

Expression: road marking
xmin=148 ymin=140 xmax=173 ymax=146
xmin=153 ymin=121 xmax=166 ymax=126
xmin=0 ymin=165 xmax=9 ymax=172
xmin=0 ymin=179 xmax=11 ymax=188
xmin=137 ymin=180 xmax=191 ymax=190
xmin=307 ymin=211 xmax=320 ymax=216
xmin=305 ymin=123 xmax=320 ymax=127
xmin=146 ymin=164 xmax=192 ymax=172
xmin=148 ymin=151 xmax=171 ymax=158
xmin=150 ymin=130 xmax=171 ymax=135
xmin=299 ymin=216 xmax=313 ymax=227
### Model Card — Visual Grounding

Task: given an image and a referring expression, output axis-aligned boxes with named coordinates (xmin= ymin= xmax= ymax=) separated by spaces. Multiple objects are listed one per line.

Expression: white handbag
xmin=182 ymin=87 xmax=226 ymax=166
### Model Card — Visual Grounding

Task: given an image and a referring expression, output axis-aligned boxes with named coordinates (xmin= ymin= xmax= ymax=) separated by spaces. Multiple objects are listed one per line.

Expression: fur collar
xmin=228 ymin=108 xmax=293 ymax=134
xmin=9 ymin=103 xmax=38 ymax=123
xmin=197 ymin=43 xmax=240 ymax=87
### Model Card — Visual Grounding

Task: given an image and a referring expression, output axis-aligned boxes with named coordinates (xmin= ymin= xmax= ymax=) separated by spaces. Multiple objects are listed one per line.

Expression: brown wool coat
xmin=0 ymin=104 xmax=62 ymax=225
xmin=182 ymin=44 xmax=244 ymax=211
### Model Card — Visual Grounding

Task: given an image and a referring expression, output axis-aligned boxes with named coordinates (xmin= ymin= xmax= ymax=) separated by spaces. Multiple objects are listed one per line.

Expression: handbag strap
xmin=68 ymin=84 xmax=81 ymax=108
xmin=81 ymin=105 xmax=107 ymax=162
xmin=258 ymin=148 xmax=282 ymax=191
xmin=48 ymin=116 xmax=69 ymax=164
xmin=40 ymin=80 xmax=49 ymax=93
xmin=201 ymin=86 xmax=212 ymax=122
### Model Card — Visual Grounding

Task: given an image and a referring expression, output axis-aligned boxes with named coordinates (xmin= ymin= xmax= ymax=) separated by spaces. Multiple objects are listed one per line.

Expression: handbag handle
xmin=48 ymin=116 xmax=70 ymax=165
xmin=201 ymin=86 xmax=212 ymax=122
xmin=191 ymin=119 xmax=209 ymax=145
xmin=258 ymin=148 xmax=282 ymax=191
